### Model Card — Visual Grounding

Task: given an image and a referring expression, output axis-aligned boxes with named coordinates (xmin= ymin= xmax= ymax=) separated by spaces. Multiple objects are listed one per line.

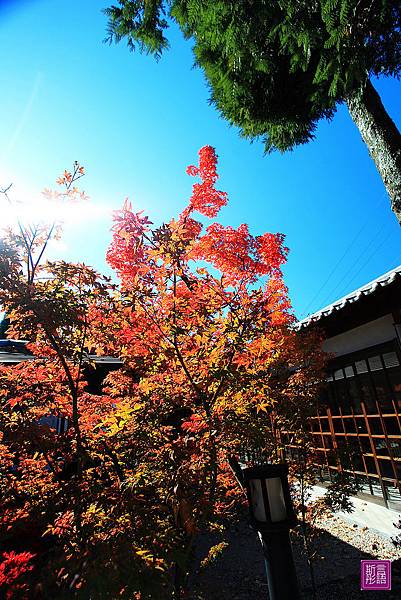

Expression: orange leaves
xmin=176 ymin=212 xmax=203 ymax=242
xmin=56 ymin=170 xmax=73 ymax=186
xmin=263 ymin=276 xmax=293 ymax=325
xmin=56 ymin=163 xmax=84 ymax=188
xmin=256 ymin=401 xmax=271 ymax=414
xmin=46 ymin=511 xmax=75 ymax=538
xmin=49 ymin=163 xmax=88 ymax=205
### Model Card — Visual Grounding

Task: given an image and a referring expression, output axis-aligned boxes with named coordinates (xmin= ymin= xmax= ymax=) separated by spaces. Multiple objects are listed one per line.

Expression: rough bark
xmin=346 ymin=78 xmax=401 ymax=225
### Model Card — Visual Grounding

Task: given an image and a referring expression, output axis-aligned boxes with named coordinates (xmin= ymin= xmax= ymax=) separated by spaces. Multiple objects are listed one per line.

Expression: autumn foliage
xmin=0 ymin=148 xmax=324 ymax=598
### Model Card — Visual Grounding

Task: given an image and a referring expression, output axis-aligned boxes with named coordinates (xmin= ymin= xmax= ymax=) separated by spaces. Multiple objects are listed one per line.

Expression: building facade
xmin=298 ymin=266 xmax=401 ymax=511
xmin=0 ymin=341 xmax=122 ymax=432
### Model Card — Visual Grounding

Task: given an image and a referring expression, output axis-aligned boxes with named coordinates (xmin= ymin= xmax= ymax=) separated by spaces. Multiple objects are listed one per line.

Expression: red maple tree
xmin=0 ymin=148 xmax=325 ymax=598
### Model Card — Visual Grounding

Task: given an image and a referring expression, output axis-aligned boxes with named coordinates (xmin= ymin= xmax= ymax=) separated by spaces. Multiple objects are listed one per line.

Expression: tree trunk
xmin=346 ymin=78 xmax=401 ymax=225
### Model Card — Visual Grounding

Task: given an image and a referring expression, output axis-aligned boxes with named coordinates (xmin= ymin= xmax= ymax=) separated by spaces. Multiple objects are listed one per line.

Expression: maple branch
xmin=102 ymin=442 xmax=125 ymax=482
xmin=28 ymin=161 xmax=83 ymax=283
xmin=172 ymin=268 xmax=206 ymax=408
xmin=209 ymin=315 xmax=251 ymax=408
xmin=137 ymin=292 xmax=205 ymax=405
xmin=30 ymin=222 xmax=55 ymax=283
xmin=207 ymin=437 xmax=218 ymax=505
xmin=176 ymin=258 xmax=194 ymax=292
xmin=73 ymin=273 xmax=90 ymax=401
xmin=41 ymin=326 xmax=83 ymax=450
xmin=12 ymin=290 xmax=85 ymax=457
xmin=35 ymin=439 xmax=57 ymax=474
xmin=227 ymin=455 xmax=247 ymax=496
xmin=0 ymin=183 xmax=36 ymax=282
xmin=0 ymin=275 xmax=85 ymax=451
xmin=173 ymin=338 xmax=206 ymax=405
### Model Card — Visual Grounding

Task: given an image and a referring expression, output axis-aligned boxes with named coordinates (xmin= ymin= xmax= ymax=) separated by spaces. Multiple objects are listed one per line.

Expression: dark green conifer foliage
xmin=104 ymin=1 xmax=401 ymax=223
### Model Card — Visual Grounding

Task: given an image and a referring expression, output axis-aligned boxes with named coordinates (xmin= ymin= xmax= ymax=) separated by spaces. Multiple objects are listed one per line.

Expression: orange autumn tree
xmin=0 ymin=148 xmax=324 ymax=599
xmin=0 ymin=167 xmax=186 ymax=599
xmin=100 ymin=145 xmax=326 ymax=592
xmin=0 ymin=166 xmax=129 ymax=598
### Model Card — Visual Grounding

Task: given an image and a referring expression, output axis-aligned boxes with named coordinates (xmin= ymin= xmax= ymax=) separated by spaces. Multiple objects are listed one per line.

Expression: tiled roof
xmin=0 ymin=352 xmax=34 ymax=363
xmin=298 ymin=264 xmax=401 ymax=328
xmin=0 ymin=351 xmax=122 ymax=365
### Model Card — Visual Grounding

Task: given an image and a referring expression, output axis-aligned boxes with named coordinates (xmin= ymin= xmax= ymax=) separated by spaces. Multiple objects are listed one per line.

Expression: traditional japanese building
xmin=0 ymin=340 xmax=122 ymax=432
xmin=298 ymin=265 xmax=401 ymax=510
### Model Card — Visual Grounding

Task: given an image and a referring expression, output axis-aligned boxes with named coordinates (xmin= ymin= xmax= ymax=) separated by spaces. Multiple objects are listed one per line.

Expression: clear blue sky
xmin=1 ymin=0 xmax=401 ymax=319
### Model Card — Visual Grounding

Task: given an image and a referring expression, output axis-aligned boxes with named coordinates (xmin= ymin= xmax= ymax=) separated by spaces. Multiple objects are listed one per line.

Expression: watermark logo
xmin=361 ymin=560 xmax=391 ymax=590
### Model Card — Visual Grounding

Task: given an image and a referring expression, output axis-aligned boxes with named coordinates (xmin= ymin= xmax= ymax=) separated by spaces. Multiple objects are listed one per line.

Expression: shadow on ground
xmin=188 ymin=520 xmax=400 ymax=599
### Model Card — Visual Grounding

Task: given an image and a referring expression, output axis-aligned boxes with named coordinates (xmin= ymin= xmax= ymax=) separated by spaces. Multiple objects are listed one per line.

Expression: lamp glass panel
xmin=249 ymin=479 xmax=267 ymax=522
xmin=265 ymin=477 xmax=287 ymax=522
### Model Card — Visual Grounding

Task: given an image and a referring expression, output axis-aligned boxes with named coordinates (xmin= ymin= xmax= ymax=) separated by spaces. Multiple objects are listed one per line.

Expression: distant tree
xmin=104 ymin=1 xmax=401 ymax=224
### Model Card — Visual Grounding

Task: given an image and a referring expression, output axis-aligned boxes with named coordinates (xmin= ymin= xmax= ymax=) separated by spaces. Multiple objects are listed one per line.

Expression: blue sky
xmin=1 ymin=0 xmax=400 ymax=319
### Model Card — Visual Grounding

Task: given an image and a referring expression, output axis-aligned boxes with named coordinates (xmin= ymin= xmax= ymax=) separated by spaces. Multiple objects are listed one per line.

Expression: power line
xmin=300 ymin=194 xmax=387 ymax=317
xmin=332 ymin=226 xmax=395 ymax=301
xmin=300 ymin=221 xmax=368 ymax=317
xmin=318 ymin=220 xmax=389 ymax=308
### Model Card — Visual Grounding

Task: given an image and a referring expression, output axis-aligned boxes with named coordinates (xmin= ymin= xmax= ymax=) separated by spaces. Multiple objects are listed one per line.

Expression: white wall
xmin=322 ymin=313 xmax=396 ymax=357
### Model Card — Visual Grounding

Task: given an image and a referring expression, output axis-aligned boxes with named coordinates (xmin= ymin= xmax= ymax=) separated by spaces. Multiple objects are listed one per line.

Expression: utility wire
xmin=332 ymin=226 xmax=395 ymax=301
xmin=300 ymin=222 xmax=368 ymax=317
xmin=318 ymin=220 xmax=389 ymax=308
xmin=300 ymin=194 xmax=387 ymax=318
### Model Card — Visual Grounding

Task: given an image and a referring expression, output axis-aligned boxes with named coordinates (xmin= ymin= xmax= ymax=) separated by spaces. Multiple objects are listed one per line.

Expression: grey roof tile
xmin=298 ymin=264 xmax=401 ymax=328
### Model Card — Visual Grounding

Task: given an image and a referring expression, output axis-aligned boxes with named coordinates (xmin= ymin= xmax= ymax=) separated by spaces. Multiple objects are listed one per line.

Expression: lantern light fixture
xmin=242 ymin=463 xmax=300 ymax=600
xmin=243 ymin=463 xmax=297 ymax=532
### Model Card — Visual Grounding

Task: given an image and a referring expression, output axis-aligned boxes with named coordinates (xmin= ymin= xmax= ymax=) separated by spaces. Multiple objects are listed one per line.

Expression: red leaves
xmin=106 ymin=202 xmax=153 ymax=284
xmin=0 ymin=551 xmax=35 ymax=599
xmin=186 ymin=146 xmax=227 ymax=217
xmin=107 ymin=145 xmax=289 ymax=292
xmin=186 ymin=165 xmax=198 ymax=177
xmin=0 ymin=146 xmax=326 ymax=599
xmin=192 ymin=223 xmax=288 ymax=286
xmin=176 ymin=212 xmax=203 ymax=242
xmin=192 ymin=222 xmax=254 ymax=285
xmin=0 ymin=360 xmax=74 ymax=420
xmin=256 ymin=232 xmax=289 ymax=277
xmin=181 ymin=414 xmax=208 ymax=434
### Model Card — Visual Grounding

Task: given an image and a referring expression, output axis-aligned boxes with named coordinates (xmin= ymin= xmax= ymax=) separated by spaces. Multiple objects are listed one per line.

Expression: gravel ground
xmin=187 ymin=515 xmax=401 ymax=600
xmin=316 ymin=512 xmax=401 ymax=560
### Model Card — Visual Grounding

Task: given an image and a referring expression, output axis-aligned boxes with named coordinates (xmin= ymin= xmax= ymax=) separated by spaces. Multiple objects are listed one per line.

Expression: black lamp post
xmin=243 ymin=464 xmax=300 ymax=600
